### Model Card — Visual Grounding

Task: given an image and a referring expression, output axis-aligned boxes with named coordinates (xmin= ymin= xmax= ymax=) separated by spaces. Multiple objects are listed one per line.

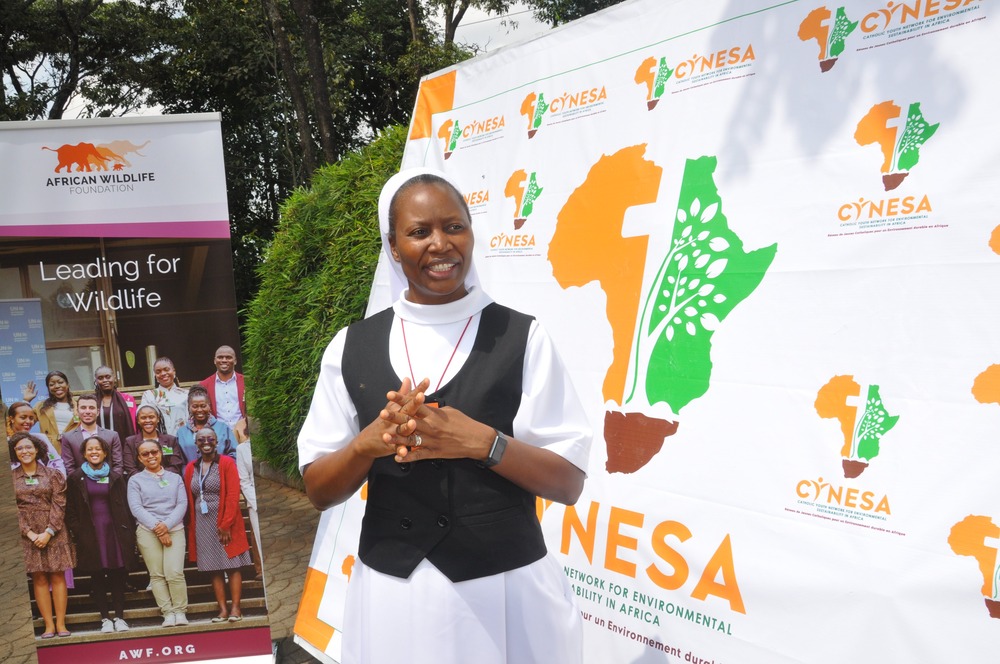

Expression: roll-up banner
xmin=0 ymin=114 xmax=272 ymax=664
xmin=295 ymin=1 xmax=999 ymax=662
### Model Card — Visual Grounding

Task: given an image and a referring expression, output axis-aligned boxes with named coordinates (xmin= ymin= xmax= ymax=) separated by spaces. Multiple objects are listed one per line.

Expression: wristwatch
xmin=484 ymin=430 xmax=509 ymax=468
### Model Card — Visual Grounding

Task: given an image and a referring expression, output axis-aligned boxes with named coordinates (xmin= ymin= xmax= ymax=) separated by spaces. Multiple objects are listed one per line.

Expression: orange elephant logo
xmin=41 ymin=142 xmax=107 ymax=173
xmin=42 ymin=139 xmax=151 ymax=172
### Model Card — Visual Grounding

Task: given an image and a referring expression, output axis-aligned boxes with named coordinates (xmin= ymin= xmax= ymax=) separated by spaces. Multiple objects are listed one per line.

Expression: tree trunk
xmin=289 ymin=0 xmax=337 ymax=164
xmin=406 ymin=0 xmax=421 ymax=43
xmin=443 ymin=0 xmax=471 ymax=45
xmin=48 ymin=0 xmax=88 ymax=119
xmin=262 ymin=0 xmax=316 ymax=180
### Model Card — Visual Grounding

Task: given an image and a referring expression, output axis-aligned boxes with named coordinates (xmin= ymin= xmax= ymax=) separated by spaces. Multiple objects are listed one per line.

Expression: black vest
xmin=342 ymin=303 xmax=548 ymax=582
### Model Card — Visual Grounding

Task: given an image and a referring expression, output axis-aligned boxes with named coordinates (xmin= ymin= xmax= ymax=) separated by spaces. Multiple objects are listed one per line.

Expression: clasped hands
xmin=27 ymin=529 xmax=51 ymax=548
xmin=371 ymin=378 xmax=491 ymax=464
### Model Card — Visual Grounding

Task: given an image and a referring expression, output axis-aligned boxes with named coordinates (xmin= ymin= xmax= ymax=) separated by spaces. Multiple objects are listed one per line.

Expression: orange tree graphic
xmin=855 ymin=100 xmax=939 ymax=191
xmin=520 ymin=92 xmax=548 ymax=138
xmin=949 ymin=515 xmax=1000 ymax=618
xmin=504 ymin=170 xmax=543 ymax=230
xmin=951 ymin=365 xmax=1000 ymax=618
xmin=798 ymin=6 xmax=858 ymax=72
xmin=437 ymin=119 xmax=461 ymax=159
xmin=634 ymin=56 xmax=673 ymax=110
xmin=549 ymin=149 xmax=777 ymax=473
xmin=815 ymin=376 xmax=899 ymax=478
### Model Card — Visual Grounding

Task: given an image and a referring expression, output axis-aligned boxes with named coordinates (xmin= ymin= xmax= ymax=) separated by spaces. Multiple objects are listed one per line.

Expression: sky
xmin=450 ymin=3 xmax=552 ymax=53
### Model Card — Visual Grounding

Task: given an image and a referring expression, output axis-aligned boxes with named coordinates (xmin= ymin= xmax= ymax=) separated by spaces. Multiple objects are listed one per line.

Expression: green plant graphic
xmin=894 ymin=102 xmax=939 ymax=172
xmin=624 ymin=156 xmax=777 ymax=413
xmin=521 ymin=172 xmax=543 ymax=217
xmin=828 ymin=7 xmax=858 ymax=58
xmin=653 ymin=57 xmax=674 ymax=98
xmin=448 ymin=120 xmax=461 ymax=151
xmin=532 ymin=93 xmax=549 ymax=129
xmin=852 ymin=385 xmax=898 ymax=460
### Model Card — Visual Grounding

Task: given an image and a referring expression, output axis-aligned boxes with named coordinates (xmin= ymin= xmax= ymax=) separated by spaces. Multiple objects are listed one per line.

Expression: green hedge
xmin=243 ymin=125 xmax=406 ymax=477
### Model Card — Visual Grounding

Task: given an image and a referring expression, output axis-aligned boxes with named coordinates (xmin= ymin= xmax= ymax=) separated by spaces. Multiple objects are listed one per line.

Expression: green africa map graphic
xmin=549 ymin=147 xmax=777 ymax=472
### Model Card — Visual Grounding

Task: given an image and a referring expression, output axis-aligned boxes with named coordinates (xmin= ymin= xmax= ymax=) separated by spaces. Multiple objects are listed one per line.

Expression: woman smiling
xmin=10 ymin=431 xmax=76 ymax=638
xmin=66 ymin=436 xmax=137 ymax=633
xmin=184 ymin=428 xmax=251 ymax=622
xmin=127 ymin=439 xmax=189 ymax=627
xmin=298 ymin=168 xmax=591 ymax=664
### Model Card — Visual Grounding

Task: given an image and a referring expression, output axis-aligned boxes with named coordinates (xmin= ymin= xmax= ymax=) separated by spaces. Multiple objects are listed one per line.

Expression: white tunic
xmin=298 ymin=287 xmax=591 ymax=664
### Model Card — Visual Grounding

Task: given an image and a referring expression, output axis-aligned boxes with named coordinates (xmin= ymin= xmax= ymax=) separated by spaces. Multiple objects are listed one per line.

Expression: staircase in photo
xmin=31 ymin=502 xmax=266 ymax=647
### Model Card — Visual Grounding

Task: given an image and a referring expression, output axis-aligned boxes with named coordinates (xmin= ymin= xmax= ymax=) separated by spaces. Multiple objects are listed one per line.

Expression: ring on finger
xmin=413 ymin=434 xmax=422 ymax=447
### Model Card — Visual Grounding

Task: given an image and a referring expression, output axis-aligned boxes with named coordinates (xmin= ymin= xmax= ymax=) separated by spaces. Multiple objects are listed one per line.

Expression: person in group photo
xmin=297 ymin=168 xmax=592 ymax=664
xmin=94 ymin=365 xmax=137 ymax=441
xmin=140 ymin=357 xmax=189 ymax=436
xmin=184 ymin=427 xmax=251 ymax=623
xmin=25 ymin=371 xmax=78 ymax=452
xmin=60 ymin=393 xmax=124 ymax=476
xmin=127 ymin=439 xmax=189 ymax=628
xmin=123 ymin=404 xmax=187 ymax=478
xmin=65 ymin=436 xmax=137 ymax=633
xmin=10 ymin=431 xmax=77 ymax=639
xmin=199 ymin=345 xmax=248 ymax=442
xmin=7 ymin=400 xmax=66 ymax=476
xmin=175 ymin=385 xmax=236 ymax=463
xmin=235 ymin=435 xmax=262 ymax=574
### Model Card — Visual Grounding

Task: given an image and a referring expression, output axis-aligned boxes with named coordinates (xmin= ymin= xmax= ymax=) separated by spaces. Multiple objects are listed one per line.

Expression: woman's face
xmin=13 ymin=439 xmax=38 ymax=466
xmin=84 ymin=439 xmax=106 ymax=468
xmin=137 ymin=408 xmax=159 ymax=436
xmin=10 ymin=405 xmax=36 ymax=432
xmin=137 ymin=442 xmax=162 ymax=472
xmin=189 ymin=395 xmax=212 ymax=424
xmin=389 ymin=182 xmax=473 ymax=306
xmin=95 ymin=368 xmax=116 ymax=394
xmin=154 ymin=360 xmax=175 ymax=388
xmin=196 ymin=430 xmax=218 ymax=458
xmin=47 ymin=374 xmax=69 ymax=401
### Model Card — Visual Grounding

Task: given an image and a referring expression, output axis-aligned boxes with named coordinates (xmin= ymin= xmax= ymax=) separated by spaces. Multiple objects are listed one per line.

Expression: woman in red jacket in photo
xmin=183 ymin=427 xmax=251 ymax=622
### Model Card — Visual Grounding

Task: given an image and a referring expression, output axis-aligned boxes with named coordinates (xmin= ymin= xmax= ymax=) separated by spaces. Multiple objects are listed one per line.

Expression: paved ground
xmin=0 ymin=459 xmax=324 ymax=664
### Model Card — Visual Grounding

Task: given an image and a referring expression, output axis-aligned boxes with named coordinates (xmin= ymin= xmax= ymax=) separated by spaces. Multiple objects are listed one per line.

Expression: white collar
xmin=392 ymin=286 xmax=493 ymax=325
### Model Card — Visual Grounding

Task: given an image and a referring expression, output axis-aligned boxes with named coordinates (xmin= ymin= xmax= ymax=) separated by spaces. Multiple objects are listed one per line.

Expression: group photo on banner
xmin=0 ymin=115 xmax=272 ymax=663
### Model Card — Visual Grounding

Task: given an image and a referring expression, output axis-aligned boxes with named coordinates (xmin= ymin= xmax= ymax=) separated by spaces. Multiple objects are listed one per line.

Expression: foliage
xmin=527 ymin=0 xmax=625 ymax=26
xmin=243 ymin=124 xmax=406 ymax=476
xmin=0 ymin=0 xmax=172 ymax=120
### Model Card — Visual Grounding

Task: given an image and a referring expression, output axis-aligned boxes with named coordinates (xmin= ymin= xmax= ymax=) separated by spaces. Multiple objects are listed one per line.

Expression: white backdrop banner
xmin=296 ymin=1 xmax=1000 ymax=661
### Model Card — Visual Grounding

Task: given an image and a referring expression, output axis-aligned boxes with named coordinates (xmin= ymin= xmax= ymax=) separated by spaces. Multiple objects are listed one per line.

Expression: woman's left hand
xmin=34 ymin=531 xmax=52 ymax=548
xmin=390 ymin=402 xmax=586 ymax=505
xmin=391 ymin=403 xmax=495 ymax=463
xmin=217 ymin=527 xmax=231 ymax=545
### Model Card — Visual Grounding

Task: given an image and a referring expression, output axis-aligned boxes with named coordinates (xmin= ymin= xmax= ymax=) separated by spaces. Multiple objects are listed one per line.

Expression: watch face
xmin=486 ymin=431 xmax=508 ymax=467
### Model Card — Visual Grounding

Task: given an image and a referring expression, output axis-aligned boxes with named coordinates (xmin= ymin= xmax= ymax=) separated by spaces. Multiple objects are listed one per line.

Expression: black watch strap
xmin=484 ymin=430 xmax=508 ymax=468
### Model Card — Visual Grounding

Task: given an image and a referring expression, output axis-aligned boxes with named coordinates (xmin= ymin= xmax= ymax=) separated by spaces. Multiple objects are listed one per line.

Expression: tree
xmin=528 ymin=0 xmax=625 ymax=26
xmin=413 ymin=0 xmax=514 ymax=45
xmin=243 ymin=125 xmax=407 ymax=475
xmin=1 ymin=0 xmax=172 ymax=120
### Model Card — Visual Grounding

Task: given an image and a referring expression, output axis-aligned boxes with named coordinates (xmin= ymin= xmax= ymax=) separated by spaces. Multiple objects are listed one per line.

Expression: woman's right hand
xmin=352 ymin=377 xmax=430 ymax=459
xmin=157 ymin=532 xmax=173 ymax=547
xmin=22 ymin=380 xmax=36 ymax=402
xmin=303 ymin=378 xmax=429 ymax=511
xmin=152 ymin=522 xmax=169 ymax=537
